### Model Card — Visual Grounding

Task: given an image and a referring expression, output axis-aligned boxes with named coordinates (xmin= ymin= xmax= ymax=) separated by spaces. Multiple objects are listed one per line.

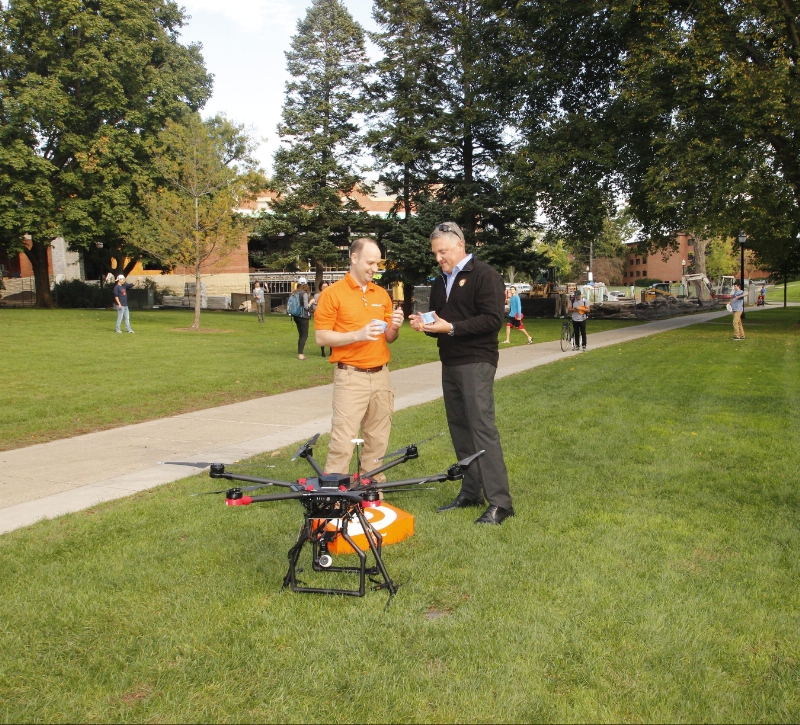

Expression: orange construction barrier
xmin=315 ymin=503 xmax=414 ymax=555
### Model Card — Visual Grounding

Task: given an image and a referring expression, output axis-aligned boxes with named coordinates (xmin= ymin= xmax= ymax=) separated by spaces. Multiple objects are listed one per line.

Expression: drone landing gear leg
xmin=282 ymin=522 xmax=311 ymax=592
xmin=355 ymin=508 xmax=397 ymax=605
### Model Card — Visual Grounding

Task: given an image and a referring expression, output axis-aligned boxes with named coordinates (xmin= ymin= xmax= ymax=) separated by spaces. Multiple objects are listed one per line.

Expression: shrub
xmin=635 ymin=277 xmax=665 ymax=287
xmin=53 ymin=280 xmax=115 ymax=308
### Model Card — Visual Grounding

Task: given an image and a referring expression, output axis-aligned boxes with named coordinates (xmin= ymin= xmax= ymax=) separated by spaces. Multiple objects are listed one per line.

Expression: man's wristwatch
xmin=448 ymin=323 xmax=455 ymax=337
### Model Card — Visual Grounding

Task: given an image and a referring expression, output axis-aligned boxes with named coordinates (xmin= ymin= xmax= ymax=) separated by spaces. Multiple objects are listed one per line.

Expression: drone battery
xmin=315 ymin=503 xmax=414 ymax=556
xmin=318 ymin=473 xmax=352 ymax=488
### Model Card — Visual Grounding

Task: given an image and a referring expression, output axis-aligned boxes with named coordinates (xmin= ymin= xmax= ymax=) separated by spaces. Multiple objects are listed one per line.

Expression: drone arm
xmin=212 ymin=472 xmax=297 ymax=489
xmin=303 ymin=455 xmax=325 ymax=477
xmin=359 ymin=454 xmax=412 ymax=480
xmin=231 ymin=490 xmax=365 ymax=506
xmin=372 ymin=473 xmax=452 ymax=490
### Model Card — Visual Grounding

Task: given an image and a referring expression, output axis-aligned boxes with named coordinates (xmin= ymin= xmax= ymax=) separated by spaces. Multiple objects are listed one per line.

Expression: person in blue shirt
xmin=502 ymin=286 xmax=533 ymax=344
xmin=113 ymin=274 xmax=134 ymax=333
xmin=731 ymin=281 xmax=745 ymax=340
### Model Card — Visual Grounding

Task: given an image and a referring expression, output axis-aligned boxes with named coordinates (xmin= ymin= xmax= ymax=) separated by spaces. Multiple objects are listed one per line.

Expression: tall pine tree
xmin=266 ymin=0 xmax=371 ymax=288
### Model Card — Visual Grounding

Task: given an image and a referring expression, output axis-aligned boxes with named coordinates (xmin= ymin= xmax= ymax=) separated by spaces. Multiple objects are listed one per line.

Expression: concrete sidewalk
xmin=0 ymin=308 xmax=740 ymax=534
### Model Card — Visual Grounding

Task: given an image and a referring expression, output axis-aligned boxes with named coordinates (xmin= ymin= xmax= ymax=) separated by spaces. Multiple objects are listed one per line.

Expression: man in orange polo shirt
xmin=315 ymin=238 xmax=404 ymax=479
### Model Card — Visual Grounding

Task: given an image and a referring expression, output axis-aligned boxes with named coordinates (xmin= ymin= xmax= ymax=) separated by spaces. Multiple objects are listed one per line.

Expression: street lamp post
xmin=738 ymin=231 xmax=747 ymax=290
xmin=681 ymin=259 xmax=686 ymax=295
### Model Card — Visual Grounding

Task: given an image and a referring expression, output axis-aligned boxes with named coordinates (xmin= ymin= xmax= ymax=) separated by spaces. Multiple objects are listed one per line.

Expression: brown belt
xmin=337 ymin=362 xmax=386 ymax=374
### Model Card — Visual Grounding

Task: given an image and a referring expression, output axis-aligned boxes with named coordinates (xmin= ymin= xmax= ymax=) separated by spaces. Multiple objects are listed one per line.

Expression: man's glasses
xmin=436 ymin=223 xmax=463 ymax=240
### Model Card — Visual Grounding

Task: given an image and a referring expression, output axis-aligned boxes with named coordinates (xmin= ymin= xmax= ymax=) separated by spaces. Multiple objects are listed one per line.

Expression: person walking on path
xmin=314 ymin=238 xmax=404 ymax=481
xmin=503 ymin=286 xmax=533 ymax=345
xmin=409 ymin=221 xmax=514 ymax=525
xmin=568 ymin=289 xmax=589 ymax=350
xmin=113 ymin=274 xmax=134 ymax=334
xmin=732 ymin=281 xmax=746 ymax=340
xmin=311 ymin=280 xmax=331 ymax=357
xmin=252 ymin=281 xmax=266 ymax=323
xmin=289 ymin=277 xmax=311 ymax=359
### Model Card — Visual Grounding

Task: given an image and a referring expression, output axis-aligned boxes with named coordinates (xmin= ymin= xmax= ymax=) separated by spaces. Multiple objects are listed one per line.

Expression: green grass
xmin=0 ymin=308 xmax=638 ymax=451
xmin=766 ymin=280 xmax=800 ymax=303
xmin=1 ymin=309 xmax=798 ymax=722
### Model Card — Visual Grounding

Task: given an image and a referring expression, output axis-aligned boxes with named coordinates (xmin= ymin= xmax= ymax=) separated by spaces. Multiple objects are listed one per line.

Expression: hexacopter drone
xmin=193 ymin=434 xmax=484 ymax=603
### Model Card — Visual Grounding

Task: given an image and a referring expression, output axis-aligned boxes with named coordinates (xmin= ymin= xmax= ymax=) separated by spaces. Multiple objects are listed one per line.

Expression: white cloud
xmin=180 ymin=0 xmax=298 ymax=32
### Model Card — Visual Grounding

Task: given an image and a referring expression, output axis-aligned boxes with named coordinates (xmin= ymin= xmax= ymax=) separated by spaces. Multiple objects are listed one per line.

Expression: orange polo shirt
xmin=314 ymin=273 xmax=394 ymax=368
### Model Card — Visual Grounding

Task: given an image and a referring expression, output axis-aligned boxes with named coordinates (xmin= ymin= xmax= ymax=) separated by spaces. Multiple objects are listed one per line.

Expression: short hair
xmin=430 ymin=221 xmax=465 ymax=244
xmin=350 ymin=237 xmax=379 ymax=257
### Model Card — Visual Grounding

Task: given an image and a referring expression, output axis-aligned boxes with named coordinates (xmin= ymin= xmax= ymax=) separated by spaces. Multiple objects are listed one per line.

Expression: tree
xmin=502 ymin=0 xmax=800 ymax=276
xmin=0 ymin=0 xmax=212 ymax=307
xmin=267 ymin=0 xmax=371 ymax=290
xmin=705 ymin=238 xmax=738 ymax=280
xmin=369 ymin=0 xmax=444 ymax=220
xmin=134 ymin=114 xmax=259 ymax=330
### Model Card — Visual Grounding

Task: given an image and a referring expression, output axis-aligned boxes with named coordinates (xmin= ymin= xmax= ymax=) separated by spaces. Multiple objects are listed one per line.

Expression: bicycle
xmin=560 ymin=317 xmax=574 ymax=351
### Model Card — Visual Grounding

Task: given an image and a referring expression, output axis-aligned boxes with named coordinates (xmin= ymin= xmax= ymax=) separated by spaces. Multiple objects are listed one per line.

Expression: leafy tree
xmin=0 ymin=0 xmax=211 ymax=307
xmin=428 ymin=0 xmax=525 ymax=249
xmin=705 ymin=239 xmax=738 ymax=280
xmin=133 ymin=114 xmax=259 ymax=330
xmin=369 ymin=0 xmax=444 ymax=220
xmin=267 ymin=0 xmax=371 ymax=290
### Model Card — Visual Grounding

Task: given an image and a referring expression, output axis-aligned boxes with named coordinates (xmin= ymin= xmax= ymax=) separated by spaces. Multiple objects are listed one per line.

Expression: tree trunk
xmin=785 ymin=269 xmax=788 ymax=308
xmin=691 ymin=235 xmax=708 ymax=276
xmin=403 ymin=164 xmax=412 ymax=220
xmin=122 ymin=252 xmax=141 ymax=277
xmin=191 ymin=262 xmax=202 ymax=330
xmin=23 ymin=239 xmax=55 ymax=308
xmin=315 ymin=258 xmax=324 ymax=292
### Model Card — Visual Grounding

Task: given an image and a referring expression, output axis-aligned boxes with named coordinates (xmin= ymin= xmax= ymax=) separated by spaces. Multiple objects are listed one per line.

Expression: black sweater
xmin=428 ymin=257 xmax=505 ymax=367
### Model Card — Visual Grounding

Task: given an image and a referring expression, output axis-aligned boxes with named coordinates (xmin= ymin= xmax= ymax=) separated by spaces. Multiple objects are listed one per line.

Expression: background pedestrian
xmin=113 ymin=274 xmax=134 ymax=333
xmin=503 ymin=286 xmax=533 ymax=344
xmin=289 ymin=277 xmax=311 ymax=359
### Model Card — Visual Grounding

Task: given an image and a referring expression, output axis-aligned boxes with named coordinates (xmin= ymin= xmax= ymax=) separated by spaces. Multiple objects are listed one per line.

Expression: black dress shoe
xmin=436 ymin=493 xmax=486 ymax=512
xmin=474 ymin=505 xmax=515 ymax=525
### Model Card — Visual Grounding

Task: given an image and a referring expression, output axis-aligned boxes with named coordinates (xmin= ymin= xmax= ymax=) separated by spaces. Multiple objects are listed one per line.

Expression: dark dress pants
xmin=441 ymin=362 xmax=513 ymax=510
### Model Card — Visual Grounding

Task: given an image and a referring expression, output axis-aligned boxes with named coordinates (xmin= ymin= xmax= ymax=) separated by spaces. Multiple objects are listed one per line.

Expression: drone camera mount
xmin=210 ymin=463 xmax=225 ymax=478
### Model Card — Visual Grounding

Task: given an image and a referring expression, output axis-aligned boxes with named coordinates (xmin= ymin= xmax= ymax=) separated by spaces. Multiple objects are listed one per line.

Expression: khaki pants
xmin=733 ymin=311 xmax=745 ymax=339
xmin=325 ymin=366 xmax=394 ymax=481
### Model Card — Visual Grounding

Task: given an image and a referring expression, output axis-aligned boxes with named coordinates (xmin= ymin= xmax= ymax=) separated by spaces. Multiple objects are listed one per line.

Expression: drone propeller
xmin=374 ymin=433 xmax=445 ymax=462
xmin=191 ymin=481 xmax=279 ymax=496
xmin=162 ymin=461 xmax=276 ymax=469
xmin=160 ymin=461 xmax=217 ymax=468
xmin=291 ymin=433 xmax=321 ymax=461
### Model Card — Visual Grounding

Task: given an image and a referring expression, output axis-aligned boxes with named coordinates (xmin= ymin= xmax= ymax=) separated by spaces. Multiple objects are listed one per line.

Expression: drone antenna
xmin=351 ymin=438 xmax=364 ymax=477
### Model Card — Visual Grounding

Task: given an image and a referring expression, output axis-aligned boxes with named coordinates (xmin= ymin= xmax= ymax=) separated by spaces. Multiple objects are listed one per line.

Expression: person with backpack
xmin=288 ymin=278 xmax=311 ymax=359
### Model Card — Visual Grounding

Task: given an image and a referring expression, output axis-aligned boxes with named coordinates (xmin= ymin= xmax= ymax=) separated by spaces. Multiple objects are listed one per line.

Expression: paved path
xmin=0 ymin=308 xmax=749 ymax=534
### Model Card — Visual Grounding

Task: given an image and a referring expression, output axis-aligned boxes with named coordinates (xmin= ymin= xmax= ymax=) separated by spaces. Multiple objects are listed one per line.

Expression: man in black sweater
xmin=410 ymin=222 xmax=514 ymax=524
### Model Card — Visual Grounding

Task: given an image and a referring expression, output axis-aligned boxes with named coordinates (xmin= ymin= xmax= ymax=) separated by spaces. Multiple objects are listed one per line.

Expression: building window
xmin=636 ymin=271 xmax=640 ymax=277
xmin=636 ymin=259 xmax=640 ymax=265
xmin=629 ymin=259 xmax=634 ymax=266
xmin=642 ymin=270 xmax=646 ymax=276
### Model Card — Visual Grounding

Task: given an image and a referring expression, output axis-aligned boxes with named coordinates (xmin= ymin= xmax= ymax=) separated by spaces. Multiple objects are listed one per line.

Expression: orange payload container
xmin=316 ymin=503 xmax=414 ymax=555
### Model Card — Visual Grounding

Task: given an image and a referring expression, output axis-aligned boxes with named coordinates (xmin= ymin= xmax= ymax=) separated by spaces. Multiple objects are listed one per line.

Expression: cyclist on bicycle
xmin=568 ymin=289 xmax=589 ymax=351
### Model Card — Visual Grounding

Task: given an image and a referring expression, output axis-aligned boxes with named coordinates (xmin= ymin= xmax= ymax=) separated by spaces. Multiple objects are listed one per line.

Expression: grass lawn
xmin=1 ymin=308 xmax=798 ymax=722
xmin=766 ymin=280 xmax=800 ymax=304
xmin=0 ymin=308 xmax=638 ymax=451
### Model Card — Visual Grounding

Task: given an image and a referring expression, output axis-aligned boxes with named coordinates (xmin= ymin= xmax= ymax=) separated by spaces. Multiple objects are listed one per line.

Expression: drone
xmin=192 ymin=433 xmax=484 ymax=603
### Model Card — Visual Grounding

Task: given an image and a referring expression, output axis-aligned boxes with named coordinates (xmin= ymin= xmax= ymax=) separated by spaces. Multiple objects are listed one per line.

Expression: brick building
xmin=623 ymin=233 xmax=695 ymax=283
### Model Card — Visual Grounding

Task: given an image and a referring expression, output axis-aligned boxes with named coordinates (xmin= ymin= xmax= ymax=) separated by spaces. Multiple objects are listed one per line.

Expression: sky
xmin=179 ymin=0 xmax=378 ymax=175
